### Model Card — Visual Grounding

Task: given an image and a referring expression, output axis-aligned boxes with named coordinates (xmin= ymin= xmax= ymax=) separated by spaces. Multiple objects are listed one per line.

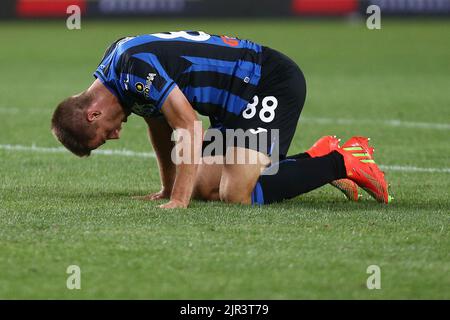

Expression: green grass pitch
xmin=0 ymin=19 xmax=449 ymax=299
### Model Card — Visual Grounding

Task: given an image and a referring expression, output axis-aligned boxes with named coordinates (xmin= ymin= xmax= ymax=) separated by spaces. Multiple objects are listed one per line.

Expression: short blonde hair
xmin=51 ymin=91 xmax=97 ymax=157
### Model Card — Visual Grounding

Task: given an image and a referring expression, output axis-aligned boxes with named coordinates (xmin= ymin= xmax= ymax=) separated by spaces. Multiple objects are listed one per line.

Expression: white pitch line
xmin=0 ymin=144 xmax=156 ymax=158
xmin=0 ymin=108 xmax=20 ymax=114
xmin=379 ymin=165 xmax=450 ymax=174
xmin=302 ymin=117 xmax=450 ymax=130
xmin=1 ymin=106 xmax=449 ymax=130
xmin=1 ymin=144 xmax=449 ymax=174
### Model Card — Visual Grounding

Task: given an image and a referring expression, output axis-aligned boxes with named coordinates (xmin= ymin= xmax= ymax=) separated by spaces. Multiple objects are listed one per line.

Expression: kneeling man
xmin=51 ymin=31 xmax=390 ymax=208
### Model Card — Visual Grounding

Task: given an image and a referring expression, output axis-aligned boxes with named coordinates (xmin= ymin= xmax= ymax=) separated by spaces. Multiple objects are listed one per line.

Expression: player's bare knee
xmin=193 ymin=160 xmax=223 ymax=201
xmin=219 ymin=185 xmax=252 ymax=205
xmin=193 ymin=184 xmax=218 ymax=201
xmin=219 ymin=189 xmax=242 ymax=204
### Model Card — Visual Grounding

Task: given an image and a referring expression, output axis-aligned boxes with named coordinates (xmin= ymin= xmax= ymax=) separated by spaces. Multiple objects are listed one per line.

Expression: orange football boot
xmin=305 ymin=136 xmax=360 ymax=201
xmin=342 ymin=136 xmax=374 ymax=158
xmin=305 ymin=135 xmax=340 ymax=158
xmin=337 ymin=137 xmax=391 ymax=204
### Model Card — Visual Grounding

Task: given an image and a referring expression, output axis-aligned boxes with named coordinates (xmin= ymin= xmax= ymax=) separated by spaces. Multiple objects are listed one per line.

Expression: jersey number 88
xmin=243 ymin=95 xmax=278 ymax=123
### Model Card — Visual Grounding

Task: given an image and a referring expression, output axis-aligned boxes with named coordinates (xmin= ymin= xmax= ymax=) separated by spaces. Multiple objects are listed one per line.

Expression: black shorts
xmin=203 ymin=46 xmax=307 ymax=159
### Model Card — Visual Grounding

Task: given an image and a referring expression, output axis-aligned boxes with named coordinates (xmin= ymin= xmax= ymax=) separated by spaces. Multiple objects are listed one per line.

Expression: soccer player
xmin=51 ymin=31 xmax=390 ymax=208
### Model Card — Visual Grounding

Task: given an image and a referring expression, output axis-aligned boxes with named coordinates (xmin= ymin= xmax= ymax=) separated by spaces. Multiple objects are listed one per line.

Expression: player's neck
xmin=87 ymin=80 xmax=120 ymax=110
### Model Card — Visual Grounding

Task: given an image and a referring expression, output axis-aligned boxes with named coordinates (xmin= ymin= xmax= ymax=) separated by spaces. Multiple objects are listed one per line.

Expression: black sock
xmin=285 ymin=152 xmax=311 ymax=160
xmin=251 ymin=151 xmax=346 ymax=204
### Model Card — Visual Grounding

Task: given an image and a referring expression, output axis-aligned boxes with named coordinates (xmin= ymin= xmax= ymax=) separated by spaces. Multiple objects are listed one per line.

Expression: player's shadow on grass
xmin=269 ymin=196 xmax=448 ymax=213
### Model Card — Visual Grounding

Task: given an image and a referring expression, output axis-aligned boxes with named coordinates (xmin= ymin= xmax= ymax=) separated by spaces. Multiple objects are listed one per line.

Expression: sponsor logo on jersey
xmin=220 ymin=35 xmax=239 ymax=47
xmin=135 ymin=82 xmax=144 ymax=92
xmin=144 ymin=72 xmax=157 ymax=98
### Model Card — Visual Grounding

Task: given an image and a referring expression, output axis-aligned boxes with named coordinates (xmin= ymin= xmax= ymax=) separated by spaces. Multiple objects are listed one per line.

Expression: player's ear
xmin=86 ymin=110 xmax=102 ymax=122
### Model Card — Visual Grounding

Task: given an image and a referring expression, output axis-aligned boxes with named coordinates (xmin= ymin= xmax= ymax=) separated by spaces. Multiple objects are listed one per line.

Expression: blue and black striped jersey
xmin=94 ymin=31 xmax=263 ymax=123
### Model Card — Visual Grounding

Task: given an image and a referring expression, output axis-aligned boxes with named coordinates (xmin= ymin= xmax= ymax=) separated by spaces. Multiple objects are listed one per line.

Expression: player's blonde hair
xmin=51 ymin=91 xmax=97 ymax=157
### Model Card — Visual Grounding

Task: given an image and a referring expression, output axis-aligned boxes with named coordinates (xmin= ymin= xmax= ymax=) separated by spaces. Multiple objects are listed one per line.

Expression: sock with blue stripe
xmin=251 ymin=151 xmax=346 ymax=205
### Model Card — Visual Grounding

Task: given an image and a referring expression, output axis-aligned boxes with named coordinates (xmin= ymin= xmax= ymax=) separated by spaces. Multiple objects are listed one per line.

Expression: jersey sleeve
xmin=118 ymin=53 xmax=176 ymax=116
xmin=93 ymin=40 xmax=122 ymax=98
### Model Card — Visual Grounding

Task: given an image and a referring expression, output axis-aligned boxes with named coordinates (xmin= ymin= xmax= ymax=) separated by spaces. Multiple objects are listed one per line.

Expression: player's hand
xmin=132 ymin=189 xmax=171 ymax=201
xmin=159 ymin=199 xmax=188 ymax=209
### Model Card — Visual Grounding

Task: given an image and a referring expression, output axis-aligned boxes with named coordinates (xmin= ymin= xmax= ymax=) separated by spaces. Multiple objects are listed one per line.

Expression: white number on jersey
xmin=151 ymin=31 xmax=211 ymax=42
xmin=242 ymin=95 xmax=278 ymax=123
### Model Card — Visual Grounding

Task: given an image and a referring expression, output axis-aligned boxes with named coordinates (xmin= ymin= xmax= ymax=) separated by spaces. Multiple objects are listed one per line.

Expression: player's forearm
xmin=159 ymin=86 xmax=202 ymax=208
xmin=169 ymin=125 xmax=202 ymax=206
xmin=159 ymin=163 xmax=176 ymax=192
xmin=152 ymin=137 xmax=176 ymax=192
xmin=170 ymin=163 xmax=198 ymax=205
xmin=146 ymin=117 xmax=176 ymax=192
